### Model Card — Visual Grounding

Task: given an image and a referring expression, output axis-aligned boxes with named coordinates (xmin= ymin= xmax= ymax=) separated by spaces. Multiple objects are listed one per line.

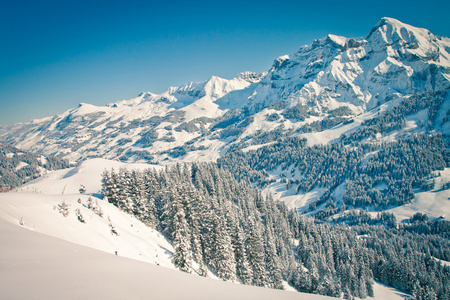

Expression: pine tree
xmin=231 ymin=221 xmax=253 ymax=285
xmin=246 ymin=218 xmax=267 ymax=286
xmin=163 ymin=186 xmax=192 ymax=273
xmin=208 ymin=212 xmax=237 ymax=281
xmin=172 ymin=210 xmax=192 ymax=273
xmin=117 ymin=168 xmax=133 ymax=213
xmin=58 ymin=199 xmax=70 ymax=217
xmin=75 ymin=208 xmax=85 ymax=223
xmin=264 ymin=226 xmax=284 ymax=289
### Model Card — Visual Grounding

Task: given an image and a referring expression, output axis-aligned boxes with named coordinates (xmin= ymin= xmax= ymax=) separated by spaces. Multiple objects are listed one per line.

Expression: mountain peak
xmin=367 ymin=17 xmax=433 ymax=45
xmin=377 ymin=17 xmax=407 ymax=27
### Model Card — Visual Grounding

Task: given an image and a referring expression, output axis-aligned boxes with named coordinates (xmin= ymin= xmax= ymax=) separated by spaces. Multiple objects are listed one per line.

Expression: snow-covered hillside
xmin=0 ymin=158 xmax=409 ymax=300
xmin=0 ymin=218 xmax=337 ymax=300
xmin=0 ymin=141 xmax=69 ymax=188
xmin=0 ymin=158 xmax=173 ymax=268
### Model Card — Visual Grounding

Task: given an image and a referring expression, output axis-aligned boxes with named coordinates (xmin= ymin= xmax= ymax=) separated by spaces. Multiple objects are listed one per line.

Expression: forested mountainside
xmin=0 ymin=141 xmax=69 ymax=188
xmin=101 ymin=163 xmax=450 ymax=299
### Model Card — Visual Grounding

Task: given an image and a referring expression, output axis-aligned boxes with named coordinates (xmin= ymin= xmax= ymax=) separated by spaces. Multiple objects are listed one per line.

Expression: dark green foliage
xmin=102 ymin=163 xmax=294 ymax=288
xmin=282 ymin=104 xmax=310 ymax=121
xmin=302 ymin=117 xmax=353 ymax=133
xmin=218 ymin=136 xmax=363 ymax=192
xmin=101 ymin=162 xmax=450 ymax=299
xmin=328 ymin=106 xmax=354 ymax=117
xmin=135 ymin=130 xmax=159 ymax=148
xmin=219 ymin=131 xmax=450 ymax=213
xmin=174 ymin=121 xmax=200 ymax=133
xmin=343 ymin=134 xmax=450 ymax=209
xmin=266 ymin=113 xmax=281 ymax=121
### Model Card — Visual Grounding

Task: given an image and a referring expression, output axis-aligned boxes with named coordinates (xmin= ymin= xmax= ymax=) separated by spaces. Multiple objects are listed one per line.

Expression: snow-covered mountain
xmin=234 ymin=17 xmax=450 ymax=113
xmin=0 ymin=71 xmax=265 ymax=163
xmin=1 ymin=17 xmax=450 ymax=220
xmin=1 ymin=17 xmax=449 ymax=166
xmin=2 ymin=17 xmax=450 ymax=300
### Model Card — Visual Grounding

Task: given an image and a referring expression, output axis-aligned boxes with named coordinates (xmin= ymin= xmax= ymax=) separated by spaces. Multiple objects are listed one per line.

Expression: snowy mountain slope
xmin=1 ymin=17 xmax=449 ymax=166
xmin=0 ymin=158 xmax=410 ymax=300
xmin=1 ymin=18 xmax=450 ymax=225
xmin=0 ymin=72 xmax=262 ymax=163
xmin=0 ymin=218 xmax=337 ymax=300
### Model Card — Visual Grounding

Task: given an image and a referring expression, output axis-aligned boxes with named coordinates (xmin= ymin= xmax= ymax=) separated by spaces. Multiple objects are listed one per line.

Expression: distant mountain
xmin=235 ymin=17 xmax=450 ymax=113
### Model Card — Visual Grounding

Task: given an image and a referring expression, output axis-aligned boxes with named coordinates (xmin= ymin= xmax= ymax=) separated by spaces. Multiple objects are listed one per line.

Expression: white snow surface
xmin=0 ymin=159 xmax=173 ymax=269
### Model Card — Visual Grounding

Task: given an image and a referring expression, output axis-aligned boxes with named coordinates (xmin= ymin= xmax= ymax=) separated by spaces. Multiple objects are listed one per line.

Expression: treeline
xmin=0 ymin=141 xmax=70 ymax=187
xmin=101 ymin=163 xmax=374 ymax=297
xmin=100 ymin=163 xmax=450 ymax=299
xmin=218 ymin=136 xmax=363 ymax=192
xmin=356 ymin=223 xmax=450 ymax=300
xmin=102 ymin=163 xmax=293 ymax=289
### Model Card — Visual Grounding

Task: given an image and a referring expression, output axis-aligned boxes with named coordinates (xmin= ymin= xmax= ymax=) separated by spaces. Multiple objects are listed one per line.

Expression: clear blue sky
xmin=1 ymin=0 xmax=449 ymax=125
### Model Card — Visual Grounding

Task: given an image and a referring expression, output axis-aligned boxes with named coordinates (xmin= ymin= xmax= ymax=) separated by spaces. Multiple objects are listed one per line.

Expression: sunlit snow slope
xmin=0 ymin=218 xmax=335 ymax=300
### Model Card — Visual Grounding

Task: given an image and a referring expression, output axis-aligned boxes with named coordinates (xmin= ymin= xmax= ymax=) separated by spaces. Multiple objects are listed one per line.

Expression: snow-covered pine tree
xmin=264 ymin=226 xmax=284 ymax=289
xmin=75 ymin=208 xmax=85 ymax=223
xmin=179 ymin=183 xmax=205 ymax=274
xmin=208 ymin=212 xmax=237 ymax=281
xmin=58 ymin=199 xmax=70 ymax=217
xmin=129 ymin=169 xmax=152 ymax=225
xmin=117 ymin=168 xmax=133 ymax=213
xmin=143 ymin=169 xmax=159 ymax=228
xmin=163 ymin=185 xmax=192 ymax=273
xmin=231 ymin=221 xmax=253 ymax=285
xmin=171 ymin=209 xmax=192 ymax=273
xmin=101 ymin=168 xmax=119 ymax=205
xmin=246 ymin=218 xmax=267 ymax=286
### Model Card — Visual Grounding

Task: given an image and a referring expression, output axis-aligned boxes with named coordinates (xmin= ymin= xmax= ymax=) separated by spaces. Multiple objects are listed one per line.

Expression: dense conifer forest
xmin=101 ymin=163 xmax=450 ymax=299
xmin=217 ymin=132 xmax=450 ymax=219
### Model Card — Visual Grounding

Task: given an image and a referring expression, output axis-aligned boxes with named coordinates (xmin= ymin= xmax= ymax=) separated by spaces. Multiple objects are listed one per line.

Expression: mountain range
xmin=1 ymin=17 xmax=449 ymax=163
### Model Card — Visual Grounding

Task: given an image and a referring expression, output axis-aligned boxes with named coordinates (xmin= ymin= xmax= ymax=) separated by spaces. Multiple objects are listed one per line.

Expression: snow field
xmin=0 ymin=218 xmax=333 ymax=300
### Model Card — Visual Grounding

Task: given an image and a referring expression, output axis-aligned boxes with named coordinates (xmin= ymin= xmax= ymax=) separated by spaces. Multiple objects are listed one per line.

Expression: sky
xmin=1 ymin=0 xmax=449 ymax=125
